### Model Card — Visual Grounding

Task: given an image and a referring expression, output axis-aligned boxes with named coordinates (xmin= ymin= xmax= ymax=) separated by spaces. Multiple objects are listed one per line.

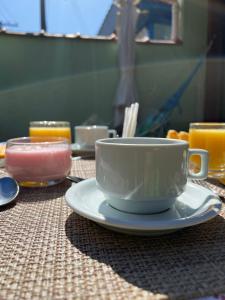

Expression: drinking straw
xmin=122 ymin=107 xmax=129 ymax=137
xmin=129 ymin=102 xmax=139 ymax=137
xmin=122 ymin=103 xmax=139 ymax=137
xmin=131 ymin=102 xmax=139 ymax=137
xmin=126 ymin=103 xmax=134 ymax=137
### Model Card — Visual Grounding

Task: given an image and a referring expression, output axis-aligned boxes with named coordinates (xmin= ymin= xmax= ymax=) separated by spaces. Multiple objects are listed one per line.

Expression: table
xmin=1 ymin=159 xmax=225 ymax=300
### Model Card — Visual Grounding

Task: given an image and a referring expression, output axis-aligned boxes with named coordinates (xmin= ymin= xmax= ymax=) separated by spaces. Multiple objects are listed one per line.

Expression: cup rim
xmin=30 ymin=121 xmax=70 ymax=127
xmin=96 ymin=137 xmax=188 ymax=147
xmin=75 ymin=125 xmax=108 ymax=129
xmin=7 ymin=137 xmax=69 ymax=145
xmin=190 ymin=122 xmax=225 ymax=129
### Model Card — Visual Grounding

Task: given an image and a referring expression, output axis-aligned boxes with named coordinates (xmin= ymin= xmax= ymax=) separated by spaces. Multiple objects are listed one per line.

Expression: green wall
xmin=0 ymin=35 xmax=119 ymax=141
xmin=0 ymin=0 xmax=208 ymax=141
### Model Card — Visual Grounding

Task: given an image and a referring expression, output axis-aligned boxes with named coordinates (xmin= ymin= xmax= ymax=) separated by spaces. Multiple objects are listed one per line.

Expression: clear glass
xmin=5 ymin=137 xmax=72 ymax=187
xmin=29 ymin=121 xmax=72 ymax=143
xmin=189 ymin=123 xmax=225 ymax=178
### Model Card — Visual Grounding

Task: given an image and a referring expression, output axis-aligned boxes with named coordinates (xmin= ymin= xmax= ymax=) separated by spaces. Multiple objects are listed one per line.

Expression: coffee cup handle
xmin=108 ymin=129 xmax=117 ymax=138
xmin=188 ymin=149 xmax=208 ymax=179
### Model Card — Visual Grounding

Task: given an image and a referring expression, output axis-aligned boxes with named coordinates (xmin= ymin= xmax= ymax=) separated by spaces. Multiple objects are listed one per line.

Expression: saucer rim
xmin=65 ymin=178 xmax=222 ymax=232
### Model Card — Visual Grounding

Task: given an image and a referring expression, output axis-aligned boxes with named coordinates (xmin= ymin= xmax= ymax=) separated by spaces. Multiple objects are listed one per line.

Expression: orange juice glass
xmin=29 ymin=121 xmax=71 ymax=143
xmin=189 ymin=123 xmax=225 ymax=178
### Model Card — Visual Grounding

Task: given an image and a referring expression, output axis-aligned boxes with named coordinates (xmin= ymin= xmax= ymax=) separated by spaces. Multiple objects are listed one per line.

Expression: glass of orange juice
xmin=29 ymin=121 xmax=72 ymax=143
xmin=189 ymin=123 xmax=225 ymax=178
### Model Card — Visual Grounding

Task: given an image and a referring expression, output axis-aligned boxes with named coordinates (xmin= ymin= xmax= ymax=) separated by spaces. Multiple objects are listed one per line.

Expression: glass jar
xmin=29 ymin=121 xmax=72 ymax=143
xmin=189 ymin=122 xmax=225 ymax=178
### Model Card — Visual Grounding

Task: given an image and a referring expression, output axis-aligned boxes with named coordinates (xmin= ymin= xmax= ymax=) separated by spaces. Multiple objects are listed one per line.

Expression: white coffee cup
xmin=96 ymin=137 xmax=208 ymax=214
xmin=75 ymin=125 xmax=117 ymax=149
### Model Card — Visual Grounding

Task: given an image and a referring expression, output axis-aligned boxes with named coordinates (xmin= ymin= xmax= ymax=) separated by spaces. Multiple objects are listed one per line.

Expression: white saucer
xmin=65 ymin=178 xmax=222 ymax=236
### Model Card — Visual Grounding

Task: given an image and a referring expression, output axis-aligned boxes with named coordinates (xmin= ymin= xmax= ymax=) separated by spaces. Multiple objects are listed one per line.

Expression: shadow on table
xmin=0 ymin=201 xmax=16 ymax=211
xmin=65 ymin=211 xmax=225 ymax=298
xmin=18 ymin=180 xmax=72 ymax=203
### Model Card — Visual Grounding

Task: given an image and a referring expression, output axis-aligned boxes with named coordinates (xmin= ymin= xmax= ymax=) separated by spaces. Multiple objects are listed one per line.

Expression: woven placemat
xmin=194 ymin=178 xmax=225 ymax=199
xmin=1 ymin=160 xmax=225 ymax=300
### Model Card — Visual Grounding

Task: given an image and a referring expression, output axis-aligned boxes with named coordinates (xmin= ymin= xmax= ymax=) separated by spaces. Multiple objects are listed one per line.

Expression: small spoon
xmin=0 ymin=177 xmax=19 ymax=206
xmin=66 ymin=175 xmax=85 ymax=183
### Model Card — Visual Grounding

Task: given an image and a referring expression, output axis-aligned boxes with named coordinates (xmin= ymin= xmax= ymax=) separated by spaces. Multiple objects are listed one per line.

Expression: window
xmin=0 ymin=0 xmax=40 ymax=33
xmin=0 ymin=0 xmax=182 ymax=43
xmin=136 ymin=0 xmax=180 ymax=42
xmin=45 ymin=0 xmax=112 ymax=36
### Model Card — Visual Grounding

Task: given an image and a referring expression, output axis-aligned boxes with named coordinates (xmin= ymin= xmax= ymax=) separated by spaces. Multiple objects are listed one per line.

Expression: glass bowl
xmin=5 ymin=137 xmax=72 ymax=187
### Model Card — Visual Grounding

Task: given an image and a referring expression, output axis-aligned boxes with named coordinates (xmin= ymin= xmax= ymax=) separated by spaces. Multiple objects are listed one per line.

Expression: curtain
xmin=114 ymin=0 xmax=139 ymax=130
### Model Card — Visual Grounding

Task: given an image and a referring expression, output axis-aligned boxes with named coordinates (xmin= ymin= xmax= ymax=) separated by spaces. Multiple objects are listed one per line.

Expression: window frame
xmin=135 ymin=0 xmax=183 ymax=45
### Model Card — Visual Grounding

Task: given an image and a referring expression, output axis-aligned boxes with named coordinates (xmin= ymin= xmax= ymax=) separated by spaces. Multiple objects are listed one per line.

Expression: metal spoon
xmin=0 ymin=177 xmax=19 ymax=206
xmin=66 ymin=175 xmax=85 ymax=183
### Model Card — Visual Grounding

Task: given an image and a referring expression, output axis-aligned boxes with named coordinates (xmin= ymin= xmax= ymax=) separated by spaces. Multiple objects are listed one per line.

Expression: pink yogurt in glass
xmin=5 ymin=138 xmax=72 ymax=185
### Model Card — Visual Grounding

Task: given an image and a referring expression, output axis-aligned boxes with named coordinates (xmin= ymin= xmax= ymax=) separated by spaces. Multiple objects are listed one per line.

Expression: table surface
xmin=1 ymin=159 xmax=225 ymax=300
